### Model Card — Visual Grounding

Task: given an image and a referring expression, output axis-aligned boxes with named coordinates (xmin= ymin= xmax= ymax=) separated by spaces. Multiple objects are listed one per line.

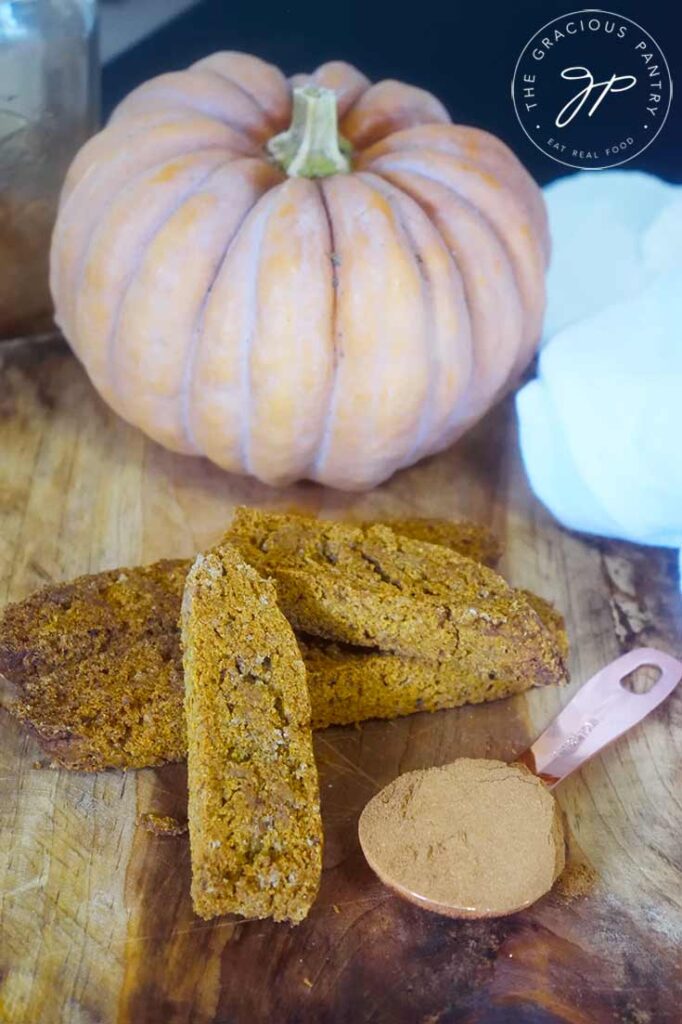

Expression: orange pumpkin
xmin=50 ymin=52 xmax=548 ymax=490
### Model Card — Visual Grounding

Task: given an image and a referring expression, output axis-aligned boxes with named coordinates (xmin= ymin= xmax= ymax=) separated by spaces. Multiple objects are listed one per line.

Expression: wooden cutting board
xmin=1 ymin=338 xmax=680 ymax=1024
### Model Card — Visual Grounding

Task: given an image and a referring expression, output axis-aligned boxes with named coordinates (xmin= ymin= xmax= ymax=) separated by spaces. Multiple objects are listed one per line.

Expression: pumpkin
xmin=50 ymin=52 xmax=548 ymax=490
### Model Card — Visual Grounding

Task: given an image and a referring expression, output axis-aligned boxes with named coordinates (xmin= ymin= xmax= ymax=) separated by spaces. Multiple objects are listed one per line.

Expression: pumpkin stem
xmin=267 ymin=85 xmax=351 ymax=178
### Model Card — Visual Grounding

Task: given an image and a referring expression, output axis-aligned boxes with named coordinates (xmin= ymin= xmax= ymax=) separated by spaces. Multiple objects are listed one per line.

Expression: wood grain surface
xmin=0 ymin=339 xmax=680 ymax=1024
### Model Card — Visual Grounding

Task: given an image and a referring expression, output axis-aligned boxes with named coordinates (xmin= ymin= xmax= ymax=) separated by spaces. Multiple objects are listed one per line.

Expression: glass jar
xmin=0 ymin=0 xmax=98 ymax=341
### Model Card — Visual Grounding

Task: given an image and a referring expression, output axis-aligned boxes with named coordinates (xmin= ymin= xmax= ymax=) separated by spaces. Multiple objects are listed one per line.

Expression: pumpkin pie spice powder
xmin=359 ymin=758 xmax=566 ymax=917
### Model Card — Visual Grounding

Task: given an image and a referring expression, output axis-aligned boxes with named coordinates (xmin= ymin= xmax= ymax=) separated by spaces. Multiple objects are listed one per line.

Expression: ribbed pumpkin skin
xmin=50 ymin=52 xmax=548 ymax=490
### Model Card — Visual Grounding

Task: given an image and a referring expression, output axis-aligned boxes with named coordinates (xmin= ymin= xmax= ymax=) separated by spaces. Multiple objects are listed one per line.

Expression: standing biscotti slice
xmin=182 ymin=544 xmax=322 ymax=924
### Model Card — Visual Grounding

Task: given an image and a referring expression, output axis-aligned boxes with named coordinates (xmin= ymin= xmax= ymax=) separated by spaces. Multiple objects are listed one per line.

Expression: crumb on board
xmin=138 ymin=812 xmax=188 ymax=837
xmin=555 ymin=861 xmax=598 ymax=900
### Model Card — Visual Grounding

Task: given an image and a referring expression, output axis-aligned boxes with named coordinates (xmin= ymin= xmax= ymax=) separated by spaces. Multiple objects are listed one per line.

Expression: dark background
xmin=102 ymin=0 xmax=681 ymax=186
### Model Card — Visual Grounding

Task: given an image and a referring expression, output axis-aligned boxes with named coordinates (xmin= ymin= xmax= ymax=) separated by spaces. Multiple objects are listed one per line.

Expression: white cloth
xmin=516 ymin=171 xmax=682 ymax=582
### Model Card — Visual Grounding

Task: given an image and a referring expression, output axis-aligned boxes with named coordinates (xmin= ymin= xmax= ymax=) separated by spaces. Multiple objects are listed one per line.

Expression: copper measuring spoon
xmin=358 ymin=647 xmax=682 ymax=919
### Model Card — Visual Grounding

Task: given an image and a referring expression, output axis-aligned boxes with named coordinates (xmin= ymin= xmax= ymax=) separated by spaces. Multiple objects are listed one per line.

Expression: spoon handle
xmin=517 ymin=647 xmax=682 ymax=788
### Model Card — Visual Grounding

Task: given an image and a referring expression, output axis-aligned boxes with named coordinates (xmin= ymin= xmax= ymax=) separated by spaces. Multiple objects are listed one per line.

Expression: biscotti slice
xmin=225 ymin=511 xmax=460 ymax=660
xmin=0 ymin=561 xmax=188 ymax=770
xmin=182 ymin=544 xmax=322 ymax=923
xmin=305 ymin=587 xmax=568 ymax=728
xmin=301 ymin=632 xmax=562 ymax=729
xmin=362 ymin=517 xmax=501 ymax=567
xmin=225 ymin=508 xmax=566 ymax=687
xmin=0 ymin=559 xmax=187 ymax=685
xmin=8 ymin=634 xmax=186 ymax=771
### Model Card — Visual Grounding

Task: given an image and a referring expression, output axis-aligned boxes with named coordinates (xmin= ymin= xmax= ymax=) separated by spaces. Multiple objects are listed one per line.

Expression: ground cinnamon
xmin=358 ymin=758 xmax=565 ymax=918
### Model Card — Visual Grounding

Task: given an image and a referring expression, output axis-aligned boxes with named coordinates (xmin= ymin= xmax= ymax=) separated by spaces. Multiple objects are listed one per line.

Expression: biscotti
xmin=227 ymin=512 xmax=460 ymax=661
xmin=182 ymin=544 xmax=322 ymax=923
xmin=301 ymin=637 xmax=546 ymax=729
xmin=0 ymin=513 xmax=567 ymax=772
xmin=225 ymin=508 xmax=566 ymax=686
xmin=362 ymin=517 xmax=501 ymax=567
xmin=1 ymin=584 xmax=567 ymax=770
xmin=519 ymin=589 xmax=569 ymax=663
xmin=0 ymin=560 xmax=188 ymax=770
xmin=0 ymin=559 xmax=187 ymax=684
xmin=9 ymin=636 xmax=186 ymax=771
